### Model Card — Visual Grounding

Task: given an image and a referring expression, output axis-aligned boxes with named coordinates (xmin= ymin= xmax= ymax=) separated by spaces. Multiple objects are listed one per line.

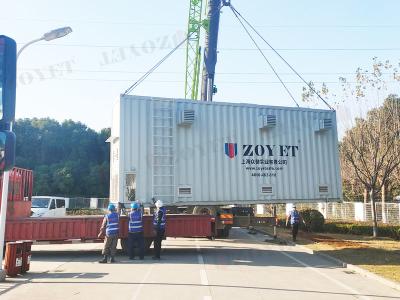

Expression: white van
xmin=31 ymin=196 xmax=69 ymax=217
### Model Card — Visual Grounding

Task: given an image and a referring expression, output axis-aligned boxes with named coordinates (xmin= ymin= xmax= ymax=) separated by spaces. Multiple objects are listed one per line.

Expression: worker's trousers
xmin=128 ymin=231 xmax=144 ymax=259
xmin=153 ymin=228 xmax=165 ymax=258
xmin=291 ymin=223 xmax=299 ymax=242
xmin=102 ymin=234 xmax=118 ymax=257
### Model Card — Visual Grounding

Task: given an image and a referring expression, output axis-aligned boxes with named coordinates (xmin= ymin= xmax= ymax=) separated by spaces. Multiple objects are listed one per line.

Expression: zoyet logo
xmin=225 ymin=143 xmax=299 ymax=158
xmin=224 ymin=143 xmax=238 ymax=159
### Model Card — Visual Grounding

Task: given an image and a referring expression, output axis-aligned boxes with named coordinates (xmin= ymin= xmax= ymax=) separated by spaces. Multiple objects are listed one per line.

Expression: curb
xmin=252 ymin=227 xmax=400 ymax=292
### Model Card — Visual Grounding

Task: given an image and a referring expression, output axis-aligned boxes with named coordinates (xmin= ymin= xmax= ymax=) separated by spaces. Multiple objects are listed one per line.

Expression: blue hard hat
xmin=131 ymin=202 xmax=140 ymax=209
xmin=108 ymin=204 xmax=116 ymax=211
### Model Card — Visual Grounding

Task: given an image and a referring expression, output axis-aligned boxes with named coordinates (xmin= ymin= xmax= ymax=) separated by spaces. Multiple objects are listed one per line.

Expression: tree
xmin=13 ymin=118 xmax=111 ymax=198
xmin=340 ymin=98 xmax=400 ymax=237
xmin=302 ymin=58 xmax=400 ymax=237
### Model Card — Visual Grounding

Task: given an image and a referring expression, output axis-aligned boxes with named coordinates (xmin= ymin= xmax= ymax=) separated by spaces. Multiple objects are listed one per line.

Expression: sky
xmin=1 ymin=0 xmax=400 ymax=134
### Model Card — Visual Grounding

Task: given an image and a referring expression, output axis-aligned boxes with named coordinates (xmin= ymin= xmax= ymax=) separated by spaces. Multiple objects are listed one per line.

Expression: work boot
xmin=110 ymin=256 xmax=116 ymax=263
xmin=98 ymin=255 xmax=108 ymax=263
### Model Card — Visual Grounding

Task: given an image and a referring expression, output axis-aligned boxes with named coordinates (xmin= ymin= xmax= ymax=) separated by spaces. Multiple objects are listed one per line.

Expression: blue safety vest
xmin=153 ymin=207 xmax=166 ymax=229
xmin=290 ymin=210 xmax=300 ymax=225
xmin=129 ymin=210 xmax=143 ymax=233
xmin=106 ymin=212 xmax=119 ymax=236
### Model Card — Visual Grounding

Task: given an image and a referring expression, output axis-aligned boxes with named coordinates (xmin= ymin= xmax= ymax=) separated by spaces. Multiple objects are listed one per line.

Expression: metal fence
xmin=257 ymin=202 xmax=400 ymax=224
xmin=68 ymin=198 xmax=109 ymax=210
xmin=233 ymin=216 xmax=276 ymax=228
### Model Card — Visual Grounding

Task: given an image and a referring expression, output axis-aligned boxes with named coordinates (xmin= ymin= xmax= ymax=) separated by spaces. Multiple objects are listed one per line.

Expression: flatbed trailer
xmin=2 ymin=168 xmax=226 ymax=252
xmin=5 ymin=214 xmax=216 ymax=251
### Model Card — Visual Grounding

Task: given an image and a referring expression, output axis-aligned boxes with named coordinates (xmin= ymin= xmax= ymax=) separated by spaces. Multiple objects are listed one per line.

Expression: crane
xmin=184 ymin=0 xmax=206 ymax=100
xmin=185 ymin=0 xmax=229 ymax=101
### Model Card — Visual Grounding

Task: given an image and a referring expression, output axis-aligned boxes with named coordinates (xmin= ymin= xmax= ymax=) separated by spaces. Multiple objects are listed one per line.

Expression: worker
xmin=98 ymin=203 xmax=119 ymax=263
xmin=285 ymin=205 xmax=304 ymax=242
xmin=152 ymin=199 xmax=166 ymax=260
xmin=128 ymin=201 xmax=145 ymax=260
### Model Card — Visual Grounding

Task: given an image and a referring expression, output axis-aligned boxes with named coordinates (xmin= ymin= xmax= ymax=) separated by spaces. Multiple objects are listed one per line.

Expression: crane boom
xmin=200 ymin=0 xmax=221 ymax=101
xmin=184 ymin=0 xmax=205 ymax=100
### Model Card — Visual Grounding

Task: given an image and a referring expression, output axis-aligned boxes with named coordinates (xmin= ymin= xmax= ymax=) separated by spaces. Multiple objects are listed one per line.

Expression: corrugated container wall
xmin=110 ymin=95 xmax=342 ymax=206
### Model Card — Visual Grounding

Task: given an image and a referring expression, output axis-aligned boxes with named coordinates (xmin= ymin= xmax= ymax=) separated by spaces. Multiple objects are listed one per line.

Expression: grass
xmin=257 ymin=225 xmax=400 ymax=283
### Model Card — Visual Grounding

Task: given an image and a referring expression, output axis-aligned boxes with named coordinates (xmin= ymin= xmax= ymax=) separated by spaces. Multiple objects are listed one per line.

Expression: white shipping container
xmin=109 ymin=95 xmax=342 ymax=206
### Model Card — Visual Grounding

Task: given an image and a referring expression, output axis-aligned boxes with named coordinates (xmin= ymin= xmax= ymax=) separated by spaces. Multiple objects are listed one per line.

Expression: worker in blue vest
xmin=98 ymin=203 xmax=119 ymax=263
xmin=152 ymin=199 xmax=166 ymax=260
xmin=286 ymin=205 xmax=304 ymax=242
xmin=128 ymin=202 xmax=145 ymax=260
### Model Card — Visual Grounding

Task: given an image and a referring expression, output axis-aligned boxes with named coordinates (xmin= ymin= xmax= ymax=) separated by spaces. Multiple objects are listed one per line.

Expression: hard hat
xmin=131 ymin=202 xmax=140 ymax=209
xmin=108 ymin=204 xmax=116 ymax=211
xmin=155 ymin=200 xmax=163 ymax=208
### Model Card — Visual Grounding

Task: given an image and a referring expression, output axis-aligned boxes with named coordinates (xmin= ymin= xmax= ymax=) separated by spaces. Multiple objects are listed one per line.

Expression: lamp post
xmin=17 ymin=27 xmax=72 ymax=59
xmin=0 ymin=27 xmax=72 ymax=281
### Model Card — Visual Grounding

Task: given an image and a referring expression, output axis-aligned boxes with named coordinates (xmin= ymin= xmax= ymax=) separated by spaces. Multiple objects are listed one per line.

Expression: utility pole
xmin=201 ymin=0 xmax=229 ymax=101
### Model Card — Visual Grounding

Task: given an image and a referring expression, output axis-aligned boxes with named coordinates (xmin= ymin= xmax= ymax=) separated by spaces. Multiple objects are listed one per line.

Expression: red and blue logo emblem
xmin=225 ymin=143 xmax=238 ymax=159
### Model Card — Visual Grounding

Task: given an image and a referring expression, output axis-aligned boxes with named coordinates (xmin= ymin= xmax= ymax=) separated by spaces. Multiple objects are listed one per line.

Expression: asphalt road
xmin=1 ymin=228 xmax=399 ymax=300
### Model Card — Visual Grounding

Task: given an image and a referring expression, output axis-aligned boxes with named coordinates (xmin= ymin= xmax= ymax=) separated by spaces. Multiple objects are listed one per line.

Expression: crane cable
xmin=123 ymin=34 xmax=192 ymax=96
xmin=229 ymin=4 xmax=334 ymax=110
xmin=229 ymin=6 xmax=299 ymax=108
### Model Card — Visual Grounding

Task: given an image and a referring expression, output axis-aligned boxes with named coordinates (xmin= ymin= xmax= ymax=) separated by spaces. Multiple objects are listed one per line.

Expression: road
xmin=1 ymin=228 xmax=399 ymax=300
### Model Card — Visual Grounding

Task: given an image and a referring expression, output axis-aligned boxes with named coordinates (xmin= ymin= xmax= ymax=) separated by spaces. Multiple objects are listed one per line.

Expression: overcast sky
xmin=2 ymin=0 xmax=400 ymax=134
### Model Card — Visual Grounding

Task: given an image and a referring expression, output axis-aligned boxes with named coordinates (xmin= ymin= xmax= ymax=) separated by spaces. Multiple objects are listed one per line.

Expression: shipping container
xmin=0 ymin=168 xmax=33 ymax=219
xmin=109 ymin=95 xmax=342 ymax=206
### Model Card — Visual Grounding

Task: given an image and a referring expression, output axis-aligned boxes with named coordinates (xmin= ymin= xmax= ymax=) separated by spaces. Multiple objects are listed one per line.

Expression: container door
xmin=125 ymin=173 xmax=136 ymax=203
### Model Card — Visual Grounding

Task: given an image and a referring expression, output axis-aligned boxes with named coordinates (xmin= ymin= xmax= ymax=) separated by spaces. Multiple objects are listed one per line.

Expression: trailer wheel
xmin=216 ymin=228 xmax=230 ymax=238
xmin=193 ymin=206 xmax=217 ymax=216
xmin=222 ymin=227 xmax=230 ymax=238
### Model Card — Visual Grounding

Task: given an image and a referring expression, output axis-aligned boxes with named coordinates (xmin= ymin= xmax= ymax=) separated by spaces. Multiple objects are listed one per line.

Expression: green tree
xmin=13 ymin=118 xmax=111 ymax=198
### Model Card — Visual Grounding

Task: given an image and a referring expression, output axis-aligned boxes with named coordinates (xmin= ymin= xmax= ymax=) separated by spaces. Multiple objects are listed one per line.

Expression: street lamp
xmin=17 ymin=26 xmax=72 ymax=59
xmin=0 ymin=27 xmax=72 ymax=282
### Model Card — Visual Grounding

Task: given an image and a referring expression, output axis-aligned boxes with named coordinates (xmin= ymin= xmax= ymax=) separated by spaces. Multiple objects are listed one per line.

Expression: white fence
xmin=257 ymin=202 xmax=400 ymax=224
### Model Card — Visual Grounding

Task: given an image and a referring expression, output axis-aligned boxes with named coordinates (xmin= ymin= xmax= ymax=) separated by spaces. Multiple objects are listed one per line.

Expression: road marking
xmin=196 ymin=243 xmax=208 ymax=285
xmin=279 ymin=250 xmax=371 ymax=300
xmin=131 ymin=264 xmax=154 ymax=300
xmin=200 ymin=269 xmax=209 ymax=286
xmin=246 ymin=230 xmax=371 ymax=300
xmin=196 ymin=240 xmax=213 ymax=300
xmin=72 ymin=273 xmax=84 ymax=278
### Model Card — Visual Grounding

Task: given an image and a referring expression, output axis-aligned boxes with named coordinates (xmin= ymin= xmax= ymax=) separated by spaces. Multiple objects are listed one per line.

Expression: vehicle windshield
xmin=32 ymin=198 xmax=50 ymax=208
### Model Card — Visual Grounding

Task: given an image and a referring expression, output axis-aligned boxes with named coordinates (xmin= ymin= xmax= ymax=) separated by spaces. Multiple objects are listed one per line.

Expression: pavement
xmin=1 ymin=227 xmax=400 ymax=300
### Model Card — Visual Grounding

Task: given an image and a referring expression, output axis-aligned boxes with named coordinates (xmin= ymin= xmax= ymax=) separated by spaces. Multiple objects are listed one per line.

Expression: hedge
xmin=300 ymin=209 xmax=325 ymax=232
xmin=324 ymin=222 xmax=400 ymax=240
xmin=278 ymin=209 xmax=325 ymax=232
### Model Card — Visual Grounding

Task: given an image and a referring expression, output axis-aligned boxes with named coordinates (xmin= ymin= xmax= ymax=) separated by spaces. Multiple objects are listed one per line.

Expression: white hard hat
xmin=155 ymin=200 xmax=164 ymax=208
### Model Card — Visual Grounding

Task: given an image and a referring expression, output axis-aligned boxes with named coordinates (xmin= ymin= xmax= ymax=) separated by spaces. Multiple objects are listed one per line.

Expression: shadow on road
xmin=315 ymin=247 xmax=400 ymax=266
xmin=7 ymin=280 xmax=400 ymax=299
xmin=30 ymin=245 xmax=339 ymax=269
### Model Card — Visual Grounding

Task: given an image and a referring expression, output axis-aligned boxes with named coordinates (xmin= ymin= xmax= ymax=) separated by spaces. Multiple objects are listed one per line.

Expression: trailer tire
xmin=222 ymin=227 xmax=230 ymax=238
xmin=193 ymin=206 xmax=217 ymax=216
xmin=216 ymin=227 xmax=230 ymax=238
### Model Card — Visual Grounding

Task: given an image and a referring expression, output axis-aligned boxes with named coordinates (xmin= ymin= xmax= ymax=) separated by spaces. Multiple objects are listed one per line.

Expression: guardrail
xmin=233 ymin=216 xmax=276 ymax=227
